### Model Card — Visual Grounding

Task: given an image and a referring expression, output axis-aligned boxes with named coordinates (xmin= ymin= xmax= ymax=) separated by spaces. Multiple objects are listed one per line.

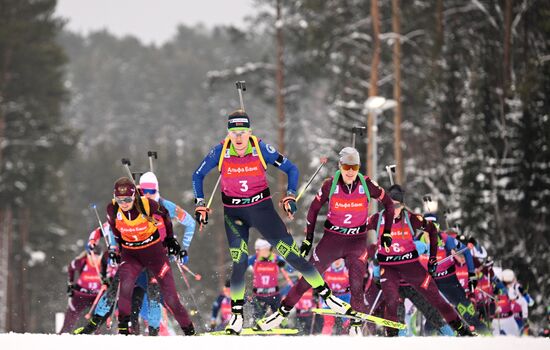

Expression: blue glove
xmin=180 ymin=249 xmax=189 ymax=265
xmin=85 ymin=241 xmax=96 ymax=254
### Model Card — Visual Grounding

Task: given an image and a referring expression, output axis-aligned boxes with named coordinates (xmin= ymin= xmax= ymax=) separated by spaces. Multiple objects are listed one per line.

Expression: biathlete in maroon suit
xmin=59 ymin=251 xmax=104 ymax=333
xmin=294 ymin=286 xmax=316 ymax=334
xmin=192 ymin=110 xmax=353 ymax=335
xmin=370 ymin=184 xmax=474 ymax=336
xmin=259 ymin=147 xmax=395 ymax=335
xmin=321 ymin=259 xmax=351 ymax=335
xmin=106 ymin=177 xmax=194 ymax=335
xmin=248 ymin=239 xmax=293 ymax=320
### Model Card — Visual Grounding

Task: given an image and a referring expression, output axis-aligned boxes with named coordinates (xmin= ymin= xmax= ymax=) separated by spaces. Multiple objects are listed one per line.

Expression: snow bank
xmin=2 ymin=333 xmax=549 ymax=350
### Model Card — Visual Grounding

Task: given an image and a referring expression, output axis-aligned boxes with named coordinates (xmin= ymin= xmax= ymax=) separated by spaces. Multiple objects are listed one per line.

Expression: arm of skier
xmin=410 ymin=213 xmax=438 ymax=259
xmin=192 ymin=144 xmax=223 ymax=201
xmin=305 ymin=179 xmax=331 ymax=242
xmin=366 ymin=177 xmax=394 ymax=233
xmin=162 ymin=199 xmax=196 ymax=250
xmin=259 ymin=141 xmax=299 ymax=195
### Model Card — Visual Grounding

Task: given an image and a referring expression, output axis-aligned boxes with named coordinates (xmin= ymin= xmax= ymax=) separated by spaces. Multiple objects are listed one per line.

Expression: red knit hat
xmin=114 ymin=177 xmax=136 ymax=197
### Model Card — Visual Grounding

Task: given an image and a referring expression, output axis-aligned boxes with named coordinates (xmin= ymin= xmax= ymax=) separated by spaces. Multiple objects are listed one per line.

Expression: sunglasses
xmin=228 ymin=130 xmax=250 ymax=137
xmin=115 ymin=196 xmax=134 ymax=204
xmin=340 ymin=164 xmax=360 ymax=171
xmin=142 ymin=188 xmax=157 ymax=195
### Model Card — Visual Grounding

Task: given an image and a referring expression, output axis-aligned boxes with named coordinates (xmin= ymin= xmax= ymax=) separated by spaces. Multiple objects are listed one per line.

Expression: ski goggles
xmin=340 ymin=164 xmax=360 ymax=171
xmin=115 ymin=196 xmax=134 ymax=204
xmin=142 ymin=188 xmax=157 ymax=195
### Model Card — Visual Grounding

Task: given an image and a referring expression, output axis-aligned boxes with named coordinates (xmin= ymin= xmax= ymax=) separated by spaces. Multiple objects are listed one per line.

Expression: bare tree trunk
xmin=392 ymin=0 xmax=403 ymax=184
xmin=367 ymin=0 xmax=381 ymax=189
xmin=503 ymin=0 xmax=512 ymax=95
xmin=19 ymin=208 xmax=30 ymax=331
xmin=276 ymin=0 xmax=286 ymax=196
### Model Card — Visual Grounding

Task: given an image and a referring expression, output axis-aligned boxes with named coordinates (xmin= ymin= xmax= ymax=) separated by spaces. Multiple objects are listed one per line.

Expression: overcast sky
xmin=56 ymin=0 xmax=255 ymax=45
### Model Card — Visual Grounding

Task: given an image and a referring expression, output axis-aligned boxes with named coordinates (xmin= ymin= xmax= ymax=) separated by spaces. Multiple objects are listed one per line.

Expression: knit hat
xmin=139 ymin=172 xmax=160 ymax=200
xmin=114 ymin=177 xmax=136 ymax=197
xmin=338 ymin=147 xmax=360 ymax=165
xmin=388 ymin=184 xmax=405 ymax=203
xmin=254 ymin=238 xmax=271 ymax=250
xmin=227 ymin=109 xmax=251 ymax=130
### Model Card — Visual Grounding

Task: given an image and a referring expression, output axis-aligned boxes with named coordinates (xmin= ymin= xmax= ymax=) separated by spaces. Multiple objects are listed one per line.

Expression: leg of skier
xmin=223 ymin=212 xmax=250 ymax=334
xmin=117 ymin=251 xmax=144 ymax=334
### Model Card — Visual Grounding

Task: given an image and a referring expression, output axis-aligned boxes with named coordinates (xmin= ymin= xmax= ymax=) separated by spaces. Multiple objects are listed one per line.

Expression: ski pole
xmin=176 ymin=262 xmax=206 ymax=327
xmin=121 ymin=158 xmax=136 ymax=184
xmin=369 ymin=289 xmax=383 ymax=315
xmin=85 ymin=284 xmax=107 ymax=320
xmin=435 ymin=246 xmax=469 ymax=266
xmin=180 ymin=264 xmax=202 ymax=281
xmin=295 ymin=157 xmax=328 ymax=202
xmin=199 ymin=175 xmax=220 ymax=232
xmin=147 ymin=151 xmax=157 ymax=173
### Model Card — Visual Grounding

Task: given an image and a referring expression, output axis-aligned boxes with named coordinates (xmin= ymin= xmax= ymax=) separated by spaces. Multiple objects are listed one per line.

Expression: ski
xmin=206 ymin=328 xmax=299 ymax=336
xmin=311 ymin=308 xmax=407 ymax=330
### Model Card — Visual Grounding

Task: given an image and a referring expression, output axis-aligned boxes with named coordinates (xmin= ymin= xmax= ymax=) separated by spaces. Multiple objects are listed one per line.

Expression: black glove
xmin=468 ymin=272 xmax=478 ymax=293
xmin=101 ymin=276 xmax=112 ymax=286
xmin=67 ymin=283 xmax=74 ymax=297
xmin=194 ymin=199 xmax=209 ymax=225
xmin=108 ymin=248 xmax=121 ymax=265
xmin=381 ymin=231 xmax=392 ymax=251
xmin=277 ymin=260 xmax=286 ymax=268
xmin=427 ymin=256 xmax=437 ymax=276
xmin=300 ymin=239 xmax=312 ymax=257
xmin=164 ymin=236 xmax=182 ymax=257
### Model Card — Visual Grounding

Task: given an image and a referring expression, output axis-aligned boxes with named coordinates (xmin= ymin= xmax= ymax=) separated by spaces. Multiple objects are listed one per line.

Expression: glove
xmin=164 ymin=236 xmax=182 ymax=257
xmin=374 ymin=277 xmax=381 ymax=289
xmin=180 ymin=249 xmax=189 ymax=265
xmin=85 ymin=240 xmax=96 ymax=254
xmin=101 ymin=276 xmax=112 ymax=287
xmin=194 ymin=199 xmax=209 ymax=225
xmin=280 ymin=194 xmax=297 ymax=219
xmin=300 ymin=239 xmax=312 ymax=257
xmin=380 ymin=231 xmax=392 ymax=252
xmin=67 ymin=283 xmax=74 ymax=297
xmin=427 ymin=256 xmax=438 ymax=276
xmin=277 ymin=260 xmax=286 ymax=268
xmin=108 ymin=248 xmax=121 ymax=266
xmin=468 ymin=272 xmax=478 ymax=293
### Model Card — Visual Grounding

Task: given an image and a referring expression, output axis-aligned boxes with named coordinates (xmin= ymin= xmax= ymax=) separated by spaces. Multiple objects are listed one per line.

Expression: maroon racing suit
xmin=370 ymin=209 xmax=462 ymax=332
xmin=106 ymin=197 xmax=192 ymax=331
xmin=59 ymin=253 xmax=104 ymax=333
xmin=281 ymin=173 xmax=393 ymax=314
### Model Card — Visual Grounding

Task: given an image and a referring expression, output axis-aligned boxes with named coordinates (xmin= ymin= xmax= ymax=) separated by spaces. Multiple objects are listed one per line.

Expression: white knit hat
xmin=255 ymin=239 xmax=271 ymax=250
xmin=139 ymin=172 xmax=160 ymax=200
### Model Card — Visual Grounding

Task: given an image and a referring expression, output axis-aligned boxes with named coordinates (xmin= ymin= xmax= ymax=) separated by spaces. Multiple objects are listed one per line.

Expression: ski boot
xmin=182 ymin=323 xmax=196 ymax=336
xmin=316 ymin=283 xmax=354 ymax=315
xmin=148 ymin=326 xmax=159 ymax=336
xmin=449 ymin=319 xmax=477 ymax=336
xmin=118 ymin=316 xmax=133 ymax=335
xmin=255 ymin=304 xmax=292 ymax=331
xmin=349 ymin=319 xmax=363 ymax=336
xmin=224 ymin=300 xmax=244 ymax=335
xmin=73 ymin=314 xmax=104 ymax=334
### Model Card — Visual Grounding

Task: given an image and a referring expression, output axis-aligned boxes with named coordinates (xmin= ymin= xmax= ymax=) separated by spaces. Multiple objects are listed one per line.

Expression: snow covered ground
xmin=2 ymin=333 xmax=549 ymax=350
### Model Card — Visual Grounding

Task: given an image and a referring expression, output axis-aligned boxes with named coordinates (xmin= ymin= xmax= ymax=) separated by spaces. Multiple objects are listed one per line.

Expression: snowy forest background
xmin=0 ymin=0 xmax=549 ymax=333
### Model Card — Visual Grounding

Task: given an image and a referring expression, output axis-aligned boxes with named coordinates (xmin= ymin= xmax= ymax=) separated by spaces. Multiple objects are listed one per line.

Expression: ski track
xmin=2 ymin=333 xmax=549 ymax=350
